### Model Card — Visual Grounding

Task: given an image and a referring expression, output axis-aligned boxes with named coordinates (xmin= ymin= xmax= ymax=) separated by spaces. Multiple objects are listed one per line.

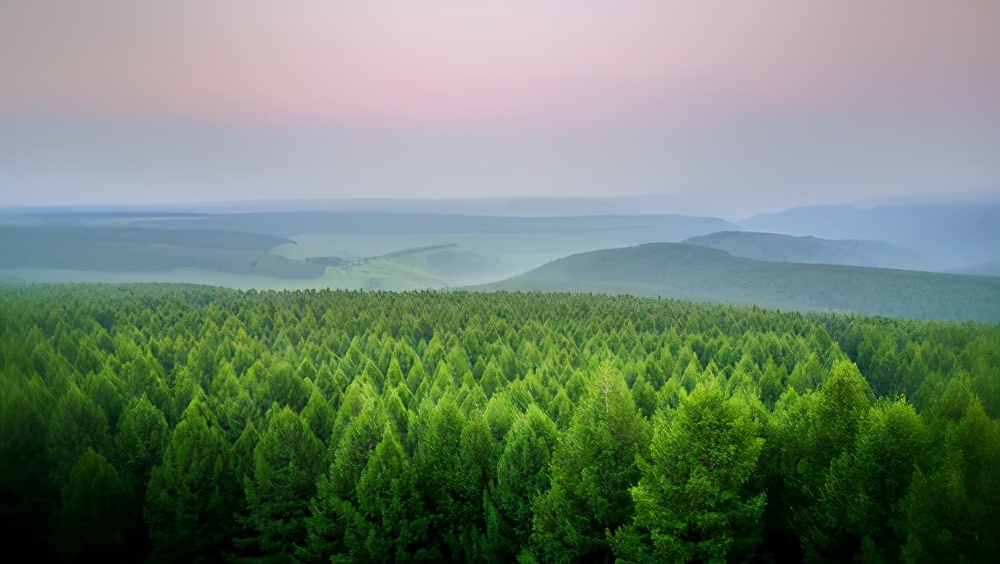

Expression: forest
xmin=1 ymin=284 xmax=997 ymax=563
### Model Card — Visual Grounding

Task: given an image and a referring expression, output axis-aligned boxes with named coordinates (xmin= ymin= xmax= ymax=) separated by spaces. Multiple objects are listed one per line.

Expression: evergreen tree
xmin=530 ymin=362 xmax=650 ymax=563
xmin=614 ymin=381 xmax=765 ymax=562
xmin=786 ymin=361 xmax=875 ymax=559
xmin=261 ymin=360 xmax=311 ymax=413
xmin=305 ymin=398 xmax=387 ymax=561
xmin=412 ymin=396 xmax=471 ymax=561
xmin=239 ymin=406 xmax=325 ymax=558
xmin=2 ymin=283 xmax=998 ymax=563
xmin=348 ymin=428 xmax=430 ymax=562
xmin=47 ymin=384 xmax=111 ymax=489
xmin=209 ymin=362 xmax=255 ymax=439
xmin=0 ymin=373 xmax=56 ymax=556
xmin=51 ymin=449 xmax=133 ymax=561
xmin=84 ymin=366 xmax=128 ymax=432
xmin=302 ymin=387 xmax=336 ymax=445
xmin=144 ymin=396 xmax=235 ymax=562
xmin=493 ymin=404 xmax=559 ymax=560
xmin=897 ymin=398 xmax=1000 ymax=563
xmin=115 ymin=395 xmax=170 ymax=484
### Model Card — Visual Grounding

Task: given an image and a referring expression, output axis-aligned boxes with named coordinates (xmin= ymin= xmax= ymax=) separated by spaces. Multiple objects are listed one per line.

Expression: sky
xmin=1 ymin=0 xmax=998 ymax=217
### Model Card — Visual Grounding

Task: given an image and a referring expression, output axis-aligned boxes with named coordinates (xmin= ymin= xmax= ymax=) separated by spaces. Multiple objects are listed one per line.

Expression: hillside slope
xmin=683 ymin=231 xmax=925 ymax=270
xmin=477 ymin=243 xmax=1000 ymax=322
xmin=319 ymin=244 xmax=503 ymax=290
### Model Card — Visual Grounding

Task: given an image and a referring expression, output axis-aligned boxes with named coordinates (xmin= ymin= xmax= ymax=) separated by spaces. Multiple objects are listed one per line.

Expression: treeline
xmin=0 ymin=284 xmax=997 ymax=563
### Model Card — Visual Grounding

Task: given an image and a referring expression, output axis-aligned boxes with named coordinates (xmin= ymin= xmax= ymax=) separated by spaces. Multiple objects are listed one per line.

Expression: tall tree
xmin=348 ymin=428 xmax=430 ymax=562
xmin=412 ymin=396 xmax=471 ymax=561
xmin=530 ymin=362 xmax=650 ymax=563
xmin=144 ymin=396 xmax=235 ymax=562
xmin=492 ymin=404 xmax=559 ymax=560
xmin=47 ymin=384 xmax=111 ymax=490
xmin=784 ymin=361 xmax=875 ymax=559
xmin=615 ymin=381 xmax=765 ymax=562
xmin=50 ymin=449 xmax=133 ymax=561
xmin=115 ymin=395 xmax=170 ymax=485
xmin=305 ymin=398 xmax=387 ymax=561
xmin=897 ymin=397 xmax=1000 ymax=563
xmin=239 ymin=406 xmax=325 ymax=558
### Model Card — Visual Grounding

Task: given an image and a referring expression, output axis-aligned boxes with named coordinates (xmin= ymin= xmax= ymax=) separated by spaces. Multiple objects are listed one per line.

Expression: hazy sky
xmin=1 ymin=1 xmax=998 ymax=216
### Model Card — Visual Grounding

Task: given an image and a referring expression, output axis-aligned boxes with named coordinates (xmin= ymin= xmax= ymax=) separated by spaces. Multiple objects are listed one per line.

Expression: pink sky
xmin=3 ymin=0 xmax=997 ymax=129
xmin=0 ymin=1 xmax=998 ymax=209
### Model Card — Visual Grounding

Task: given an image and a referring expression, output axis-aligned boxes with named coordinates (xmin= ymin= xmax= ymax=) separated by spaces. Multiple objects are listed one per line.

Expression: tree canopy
xmin=0 ymin=283 xmax=997 ymax=562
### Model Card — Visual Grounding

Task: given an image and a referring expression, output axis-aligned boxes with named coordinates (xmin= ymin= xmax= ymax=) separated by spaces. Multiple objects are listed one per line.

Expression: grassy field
xmin=476 ymin=243 xmax=1000 ymax=322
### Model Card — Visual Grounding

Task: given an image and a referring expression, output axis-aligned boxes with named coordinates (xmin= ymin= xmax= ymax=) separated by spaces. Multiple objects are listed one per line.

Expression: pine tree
xmin=144 ymin=396 xmax=235 ymax=562
xmin=530 ymin=362 xmax=650 ymax=563
xmin=51 ymin=449 xmax=133 ymax=560
xmin=261 ymin=360 xmax=310 ymax=413
xmin=301 ymin=387 xmax=336 ymax=445
xmin=239 ymin=406 xmax=325 ymax=558
xmin=897 ymin=398 xmax=1000 ymax=563
xmin=84 ymin=366 xmax=128 ymax=432
xmin=493 ymin=404 xmax=559 ymax=559
xmin=115 ymin=395 xmax=170 ymax=483
xmin=0 ymin=372 xmax=56 ymax=556
xmin=349 ymin=428 xmax=430 ymax=562
xmin=47 ymin=384 xmax=112 ymax=489
xmin=614 ymin=381 xmax=765 ymax=563
xmin=785 ymin=361 xmax=874 ymax=559
xmin=412 ymin=396 xmax=470 ymax=561
xmin=305 ymin=398 xmax=387 ymax=561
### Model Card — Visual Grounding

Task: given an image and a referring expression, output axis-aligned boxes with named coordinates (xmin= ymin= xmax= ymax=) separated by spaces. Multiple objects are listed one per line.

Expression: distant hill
xmin=126 ymin=212 xmax=736 ymax=242
xmin=0 ymin=212 xmax=737 ymax=290
xmin=0 ymin=226 xmax=324 ymax=279
xmin=476 ymin=243 xmax=1000 ymax=323
xmin=0 ymin=194 xmax=736 ymax=218
xmin=738 ymin=203 xmax=1000 ymax=271
xmin=683 ymin=231 xmax=926 ymax=270
xmin=350 ymin=244 xmax=501 ymax=290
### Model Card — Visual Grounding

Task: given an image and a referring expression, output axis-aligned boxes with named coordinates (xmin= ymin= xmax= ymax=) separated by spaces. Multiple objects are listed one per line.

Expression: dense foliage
xmin=1 ymin=284 xmax=998 ymax=563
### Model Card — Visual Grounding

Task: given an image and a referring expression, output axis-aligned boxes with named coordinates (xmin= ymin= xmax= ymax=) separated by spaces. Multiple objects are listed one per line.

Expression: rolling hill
xmin=319 ymin=244 xmax=503 ymax=290
xmin=476 ymin=243 xmax=1000 ymax=322
xmin=127 ymin=211 xmax=736 ymax=242
xmin=0 ymin=226 xmax=325 ymax=279
xmin=682 ymin=231 xmax=925 ymax=270
xmin=0 ymin=225 xmax=506 ymax=290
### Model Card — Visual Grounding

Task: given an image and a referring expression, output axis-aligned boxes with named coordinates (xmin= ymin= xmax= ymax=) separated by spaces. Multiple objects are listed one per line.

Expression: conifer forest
xmin=1 ymin=284 xmax=997 ymax=563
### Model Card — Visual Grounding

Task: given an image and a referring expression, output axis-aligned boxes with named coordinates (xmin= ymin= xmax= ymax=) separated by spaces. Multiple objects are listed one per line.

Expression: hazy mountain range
xmin=1 ymin=197 xmax=998 ymax=320
xmin=476 ymin=243 xmax=1000 ymax=323
xmin=682 ymin=231 xmax=927 ymax=271
xmin=738 ymin=202 xmax=1000 ymax=271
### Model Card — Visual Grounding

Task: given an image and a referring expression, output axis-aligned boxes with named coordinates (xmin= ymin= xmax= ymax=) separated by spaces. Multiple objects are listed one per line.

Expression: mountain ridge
xmin=475 ymin=242 xmax=1000 ymax=322
xmin=682 ymin=230 xmax=927 ymax=271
